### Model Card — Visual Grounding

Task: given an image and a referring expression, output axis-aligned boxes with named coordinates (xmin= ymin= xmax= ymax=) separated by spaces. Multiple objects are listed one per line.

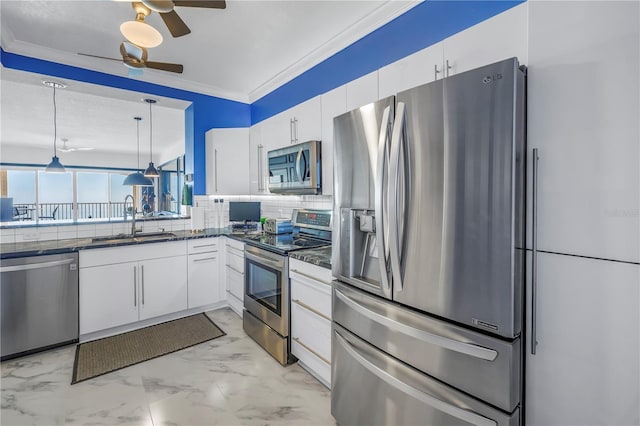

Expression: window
xmin=0 ymin=167 xmax=139 ymax=224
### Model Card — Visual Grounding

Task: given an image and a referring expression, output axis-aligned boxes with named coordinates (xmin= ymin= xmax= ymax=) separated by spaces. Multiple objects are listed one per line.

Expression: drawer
xmin=80 ymin=240 xmax=187 ymax=267
xmin=188 ymin=238 xmax=219 ymax=254
xmin=292 ymin=337 xmax=331 ymax=388
xmin=226 ymin=290 xmax=243 ymax=317
xmin=225 ymin=238 xmax=245 ymax=252
xmin=226 ymin=251 xmax=244 ymax=274
xmin=226 ymin=265 xmax=244 ymax=300
xmin=291 ymin=300 xmax=331 ymax=362
xmin=289 ymin=258 xmax=332 ymax=284
xmin=290 ymin=269 xmax=332 ymax=320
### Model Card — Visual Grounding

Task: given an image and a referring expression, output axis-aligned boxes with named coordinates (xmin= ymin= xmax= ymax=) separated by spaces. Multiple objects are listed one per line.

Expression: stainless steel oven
xmin=244 ymin=245 xmax=289 ymax=337
xmin=243 ymin=209 xmax=333 ymax=366
xmin=267 ymin=140 xmax=321 ymax=195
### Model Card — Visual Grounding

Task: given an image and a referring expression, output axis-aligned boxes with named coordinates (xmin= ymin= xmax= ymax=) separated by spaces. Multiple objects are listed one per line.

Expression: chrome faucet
xmin=124 ymin=194 xmax=138 ymax=237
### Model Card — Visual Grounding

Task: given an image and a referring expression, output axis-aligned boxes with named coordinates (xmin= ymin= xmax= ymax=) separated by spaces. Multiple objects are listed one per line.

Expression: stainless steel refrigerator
xmin=331 ymin=57 xmax=526 ymax=425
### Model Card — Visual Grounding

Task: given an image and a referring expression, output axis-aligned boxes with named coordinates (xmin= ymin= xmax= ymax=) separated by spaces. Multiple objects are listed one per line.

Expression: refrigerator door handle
xmin=334 ymin=331 xmax=497 ymax=426
xmin=531 ymin=148 xmax=540 ymax=355
xmin=389 ymin=102 xmax=405 ymax=291
xmin=375 ymin=105 xmax=392 ymax=294
xmin=335 ymin=288 xmax=498 ymax=361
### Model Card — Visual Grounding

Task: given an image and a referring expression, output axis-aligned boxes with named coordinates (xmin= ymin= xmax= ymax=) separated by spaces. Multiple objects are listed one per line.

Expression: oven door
xmin=244 ymin=246 xmax=289 ymax=336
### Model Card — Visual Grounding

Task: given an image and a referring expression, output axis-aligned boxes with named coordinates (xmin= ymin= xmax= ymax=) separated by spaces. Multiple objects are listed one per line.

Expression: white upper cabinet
xmin=320 ymin=85 xmax=347 ymax=196
xmin=346 ymin=70 xmax=379 ymax=110
xmin=378 ymin=42 xmax=444 ymax=99
xmin=206 ymin=128 xmax=250 ymax=195
xmin=526 ymin=252 xmax=639 ymax=425
xmin=527 ymin=1 xmax=640 ymax=262
xmin=442 ymin=3 xmax=528 ymax=76
xmin=293 ymin=96 xmax=322 ymax=143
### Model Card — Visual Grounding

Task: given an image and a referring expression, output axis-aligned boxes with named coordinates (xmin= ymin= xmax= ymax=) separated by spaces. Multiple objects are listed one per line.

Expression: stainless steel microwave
xmin=267 ymin=140 xmax=322 ymax=195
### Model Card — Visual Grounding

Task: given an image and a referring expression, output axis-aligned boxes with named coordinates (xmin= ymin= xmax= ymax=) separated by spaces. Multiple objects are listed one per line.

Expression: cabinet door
xmin=345 ymin=70 xmax=379 ymax=111
xmin=187 ymin=252 xmax=221 ymax=308
xmin=320 ymin=85 xmax=346 ymax=196
xmin=79 ymin=262 xmax=138 ymax=335
xmin=378 ymin=42 xmax=444 ymax=99
xmin=139 ymin=256 xmax=188 ymax=320
xmin=526 ymin=1 xmax=639 ymax=263
xmin=291 ymin=96 xmax=322 ymax=143
xmin=442 ymin=3 xmax=527 ymax=77
xmin=526 ymin=252 xmax=639 ymax=425
xmin=249 ymin=121 xmax=267 ymax=195
xmin=205 ymin=128 xmax=250 ymax=195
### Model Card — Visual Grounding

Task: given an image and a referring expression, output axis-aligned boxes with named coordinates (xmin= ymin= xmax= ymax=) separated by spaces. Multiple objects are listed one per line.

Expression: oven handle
xmin=296 ymin=147 xmax=304 ymax=184
xmin=245 ymin=250 xmax=285 ymax=271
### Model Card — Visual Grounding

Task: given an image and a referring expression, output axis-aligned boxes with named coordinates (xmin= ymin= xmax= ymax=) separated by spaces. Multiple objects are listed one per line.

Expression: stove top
xmin=243 ymin=233 xmax=330 ymax=255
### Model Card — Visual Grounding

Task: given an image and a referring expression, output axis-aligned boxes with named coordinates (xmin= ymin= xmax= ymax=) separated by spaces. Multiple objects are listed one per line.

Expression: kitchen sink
xmin=92 ymin=232 xmax=177 ymax=244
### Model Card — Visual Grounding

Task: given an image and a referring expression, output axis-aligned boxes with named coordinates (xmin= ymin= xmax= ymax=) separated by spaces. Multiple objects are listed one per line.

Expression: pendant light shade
xmin=43 ymin=81 xmax=66 ymax=173
xmin=124 ymin=117 xmax=153 ymax=186
xmin=143 ymin=98 xmax=160 ymax=178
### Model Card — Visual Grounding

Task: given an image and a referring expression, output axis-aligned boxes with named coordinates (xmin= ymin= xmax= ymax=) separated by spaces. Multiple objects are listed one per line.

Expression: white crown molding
xmin=1 ymin=39 xmax=251 ymax=104
xmin=248 ymin=1 xmax=421 ymax=102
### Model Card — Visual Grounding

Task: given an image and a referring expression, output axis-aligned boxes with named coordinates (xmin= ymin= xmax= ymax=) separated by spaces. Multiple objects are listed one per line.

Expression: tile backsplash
xmin=193 ymin=194 xmax=333 ymax=229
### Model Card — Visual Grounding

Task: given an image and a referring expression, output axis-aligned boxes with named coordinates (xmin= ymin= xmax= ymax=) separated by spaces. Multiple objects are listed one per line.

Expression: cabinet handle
xmin=531 ymin=148 xmax=540 ymax=355
xmin=292 ymin=337 xmax=330 ymax=365
xmin=213 ymin=149 xmax=218 ymax=192
xmin=193 ymin=256 xmax=217 ymax=262
xmin=446 ymin=59 xmax=452 ymax=77
xmin=133 ymin=265 xmax=137 ymax=307
xmin=193 ymin=244 xmax=217 ymax=249
xmin=290 ymin=118 xmax=295 ymax=144
xmin=226 ymin=264 xmax=244 ymax=275
xmin=290 ymin=268 xmax=331 ymax=286
xmin=292 ymin=298 xmax=331 ymax=322
xmin=141 ymin=265 xmax=145 ymax=305
xmin=434 ymin=64 xmax=441 ymax=80
xmin=294 ymin=117 xmax=298 ymax=143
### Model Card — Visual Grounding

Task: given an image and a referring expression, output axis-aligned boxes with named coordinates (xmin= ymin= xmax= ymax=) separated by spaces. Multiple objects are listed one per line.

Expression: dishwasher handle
xmin=0 ymin=258 xmax=75 ymax=273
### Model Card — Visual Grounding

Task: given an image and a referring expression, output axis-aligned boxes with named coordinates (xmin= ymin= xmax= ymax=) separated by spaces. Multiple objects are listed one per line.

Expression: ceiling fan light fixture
xmin=141 ymin=0 xmax=174 ymax=13
xmin=120 ymin=20 xmax=163 ymax=48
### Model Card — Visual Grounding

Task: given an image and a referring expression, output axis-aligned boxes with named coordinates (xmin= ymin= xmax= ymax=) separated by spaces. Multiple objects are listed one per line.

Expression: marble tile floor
xmin=1 ymin=308 xmax=336 ymax=426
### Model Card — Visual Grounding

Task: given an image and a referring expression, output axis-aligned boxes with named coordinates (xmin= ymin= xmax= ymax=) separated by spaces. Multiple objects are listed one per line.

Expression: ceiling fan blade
xmin=77 ymin=53 xmax=121 ymax=62
xmin=173 ymin=0 xmax=226 ymax=9
xmin=145 ymin=61 xmax=184 ymax=73
xmin=160 ymin=10 xmax=191 ymax=37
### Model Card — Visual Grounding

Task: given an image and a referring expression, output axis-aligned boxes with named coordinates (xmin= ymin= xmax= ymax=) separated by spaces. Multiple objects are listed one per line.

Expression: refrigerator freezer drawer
xmin=333 ymin=282 xmax=521 ymax=412
xmin=332 ymin=324 xmax=520 ymax=426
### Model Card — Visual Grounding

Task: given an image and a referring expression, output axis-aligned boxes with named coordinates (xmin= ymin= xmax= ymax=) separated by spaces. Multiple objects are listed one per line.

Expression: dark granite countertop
xmin=289 ymin=245 xmax=332 ymax=269
xmin=0 ymin=228 xmax=261 ymax=259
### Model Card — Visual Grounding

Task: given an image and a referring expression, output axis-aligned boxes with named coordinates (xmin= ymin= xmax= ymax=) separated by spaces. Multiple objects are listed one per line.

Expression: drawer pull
xmin=293 ymin=337 xmax=330 ymax=365
xmin=193 ymin=256 xmax=217 ymax=262
xmin=193 ymin=244 xmax=217 ymax=249
xmin=226 ymin=265 xmax=244 ymax=275
xmin=290 ymin=268 xmax=331 ymax=286
xmin=293 ymin=298 xmax=330 ymax=322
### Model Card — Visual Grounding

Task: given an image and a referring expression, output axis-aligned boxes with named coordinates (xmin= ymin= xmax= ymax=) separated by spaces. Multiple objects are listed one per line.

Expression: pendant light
xmin=143 ymin=98 xmax=160 ymax=178
xmin=123 ymin=117 xmax=153 ymax=186
xmin=43 ymin=81 xmax=66 ymax=172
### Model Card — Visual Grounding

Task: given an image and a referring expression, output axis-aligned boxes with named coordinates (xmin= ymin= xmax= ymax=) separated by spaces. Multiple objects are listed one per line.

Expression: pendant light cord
xmin=148 ymin=100 xmax=153 ymax=159
xmin=52 ymin=85 xmax=57 ymax=156
xmin=136 ymin=117 xmax=141 ymax=170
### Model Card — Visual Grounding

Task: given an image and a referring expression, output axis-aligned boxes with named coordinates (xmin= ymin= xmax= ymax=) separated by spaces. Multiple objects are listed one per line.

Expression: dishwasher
xmin=1 ymin=252 xmax=79 ymax=361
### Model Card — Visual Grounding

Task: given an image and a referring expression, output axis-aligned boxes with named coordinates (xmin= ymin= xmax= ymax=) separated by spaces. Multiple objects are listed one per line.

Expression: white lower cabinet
xmin=79 ymin=241 xmax=187 ymax=335
xmin=187 ymin=238 xmax=222 ymax=308
xmin=289 ymin=258 xmax=332 ymax=388
xmin=526 ymin=252 xmax=640 ymax=425
xmin=224 ymin=238 xmax=245 ymax=316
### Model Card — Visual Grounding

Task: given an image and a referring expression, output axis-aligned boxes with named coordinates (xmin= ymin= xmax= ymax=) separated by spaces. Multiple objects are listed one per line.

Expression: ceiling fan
xmin=58 ymin=138 xmax=94 ymax=153
xmin=78 ymin=41 xmax=183 ymax=74
xmin=139 ymin=0 xmax=227 ymax=38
